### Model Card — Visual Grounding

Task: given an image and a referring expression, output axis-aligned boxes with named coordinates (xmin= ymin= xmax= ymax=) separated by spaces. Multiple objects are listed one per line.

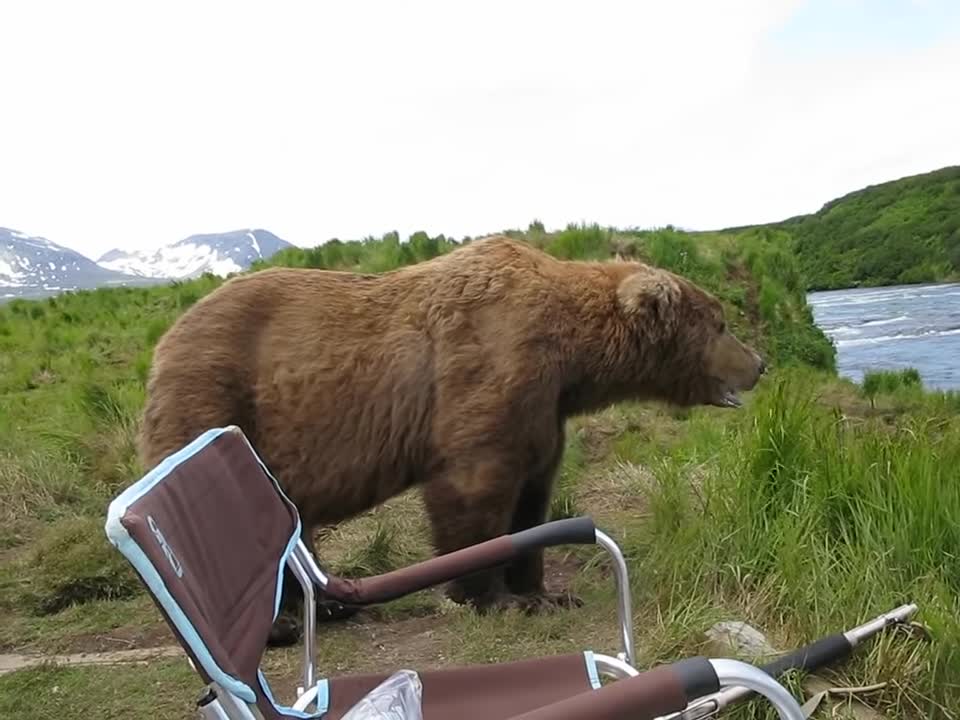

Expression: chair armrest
xmin=321 ymin=516 xmax=597 ymax=605
xmin=505 ymin=657 xmax=719 ymax=720
xmin=505 ymin=657 xmax=807 ymax=720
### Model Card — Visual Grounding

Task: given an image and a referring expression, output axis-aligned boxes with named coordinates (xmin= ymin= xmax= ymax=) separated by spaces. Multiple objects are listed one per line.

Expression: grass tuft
xmin=549 ymin=429 xmax=587 ymax=520
xmin=331 ymin=517 xmax=422 ymax=578
xmin=12 ymin=517 xmax=142 ymax=616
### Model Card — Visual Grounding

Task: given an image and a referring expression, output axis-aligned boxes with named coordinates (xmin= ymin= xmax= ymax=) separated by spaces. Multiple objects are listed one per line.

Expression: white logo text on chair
xmin=147 ymin=514 xmax=184 ymax=578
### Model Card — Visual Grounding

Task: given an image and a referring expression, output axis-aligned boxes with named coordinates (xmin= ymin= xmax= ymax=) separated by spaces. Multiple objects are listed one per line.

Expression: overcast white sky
xmin=2 ymin=0 xmax=959 ymax=260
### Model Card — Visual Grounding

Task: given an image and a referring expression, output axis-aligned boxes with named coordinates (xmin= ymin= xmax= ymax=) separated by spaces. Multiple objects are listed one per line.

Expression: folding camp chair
xmin=104 ymin=425 xmax=806 ymax=720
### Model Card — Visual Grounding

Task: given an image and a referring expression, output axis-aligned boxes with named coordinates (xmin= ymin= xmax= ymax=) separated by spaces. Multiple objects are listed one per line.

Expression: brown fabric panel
xmin=120 ymin=429 xmax=298 ymax=718
xmin=505 ymin=664 xmax=688 ymax=720
xmin=325 ymin=536 xmax=516 ymax=604
xmin=324 ymin=653 xmax=595 ymax=720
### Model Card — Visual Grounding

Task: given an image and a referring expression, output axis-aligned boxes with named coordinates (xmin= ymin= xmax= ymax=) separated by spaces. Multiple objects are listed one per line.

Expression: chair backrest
xmin=104 ymin=425 xmax=307 ymax=719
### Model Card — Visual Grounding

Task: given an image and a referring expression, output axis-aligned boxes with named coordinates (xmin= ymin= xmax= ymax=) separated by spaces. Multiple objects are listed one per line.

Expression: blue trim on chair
xmin=257 ymin=670 xmax=325 ymax=718
xmin=316 ymin=679 xmax=329 ymax=715
xmin=583 ymin=651 xmax=602 ymax=690
xmin=103 ymin=426 xmax=308 ymax=711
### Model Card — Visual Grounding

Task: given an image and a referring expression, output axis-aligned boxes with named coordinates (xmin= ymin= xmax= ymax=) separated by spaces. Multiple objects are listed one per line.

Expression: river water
xmin=807 ymin=282 xmax=960 ymax=391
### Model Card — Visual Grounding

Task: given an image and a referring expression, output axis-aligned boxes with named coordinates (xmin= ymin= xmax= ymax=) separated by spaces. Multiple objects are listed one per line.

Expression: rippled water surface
xmin=807 ymin=282 xmax=960 ymax=390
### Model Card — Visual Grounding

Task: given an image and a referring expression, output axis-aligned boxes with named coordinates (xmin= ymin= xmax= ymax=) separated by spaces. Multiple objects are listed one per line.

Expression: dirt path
xmin=0 ymin=646 xmax=185 ymax=675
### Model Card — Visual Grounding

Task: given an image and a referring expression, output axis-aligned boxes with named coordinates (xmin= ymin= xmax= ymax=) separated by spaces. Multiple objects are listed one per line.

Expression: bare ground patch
xmin=573 ymin=460 xmax=656 ymax=526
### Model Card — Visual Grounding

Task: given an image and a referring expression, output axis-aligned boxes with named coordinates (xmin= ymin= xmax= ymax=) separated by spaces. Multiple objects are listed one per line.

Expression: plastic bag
xmin=341 ymin=669 xmax=424 ymax=720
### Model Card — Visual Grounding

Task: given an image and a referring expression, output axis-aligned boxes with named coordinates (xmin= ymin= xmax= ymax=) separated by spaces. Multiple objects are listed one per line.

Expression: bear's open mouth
xmin=708 ymin=383 xmax=744 ymax=409
xmin=719 ymin=390 xmax=742 ymax=408
xmin=703 ymin=376 xmax=750 ymax=409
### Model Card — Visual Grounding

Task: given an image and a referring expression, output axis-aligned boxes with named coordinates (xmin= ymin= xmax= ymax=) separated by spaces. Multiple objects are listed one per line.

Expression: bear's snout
xmin=755 ymin=352 xmax=767 ymax=377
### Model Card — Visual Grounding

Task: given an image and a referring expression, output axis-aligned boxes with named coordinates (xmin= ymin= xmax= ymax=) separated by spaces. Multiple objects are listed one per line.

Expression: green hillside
xmin=2 ymin=225 xmax=959 ymax=718
xmin=770 ymin=165 xmax=960 ymax=290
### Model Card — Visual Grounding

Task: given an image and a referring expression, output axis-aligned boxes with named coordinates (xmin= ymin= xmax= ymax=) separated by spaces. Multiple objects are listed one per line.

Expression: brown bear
xmin=138 ymin=234 xmax=765 ymax=646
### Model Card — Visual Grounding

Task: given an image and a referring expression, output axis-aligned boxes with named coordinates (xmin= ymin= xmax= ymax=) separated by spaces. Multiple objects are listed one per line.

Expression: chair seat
xmin=315 ymin=651 xmax=603 ymax=720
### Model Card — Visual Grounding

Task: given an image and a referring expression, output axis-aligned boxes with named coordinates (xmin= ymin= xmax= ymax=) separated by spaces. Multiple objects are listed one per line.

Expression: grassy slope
xmin=1 ymin=225 xmax=957 ymax=718
xmin=760 ymin=165 xmax=960 ymax=291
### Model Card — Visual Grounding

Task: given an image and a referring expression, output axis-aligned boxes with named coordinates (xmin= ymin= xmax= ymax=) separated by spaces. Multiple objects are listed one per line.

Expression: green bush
xmin=545 ymin=223 xmax=612 ymax=261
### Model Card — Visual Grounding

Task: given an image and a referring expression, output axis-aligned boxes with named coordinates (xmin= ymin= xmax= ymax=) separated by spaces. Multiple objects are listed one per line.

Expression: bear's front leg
xmin=421 ymin=457 xmax=527 ymax=611
xmin=422 ymin=454 xmax=582 ymax=614
xmin=503 ymin=466 xmax=584 ymax=612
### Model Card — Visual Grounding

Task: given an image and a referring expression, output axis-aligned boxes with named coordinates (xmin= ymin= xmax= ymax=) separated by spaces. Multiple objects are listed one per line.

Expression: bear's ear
xmin=616 ymin=268 xmax=681 ymax=331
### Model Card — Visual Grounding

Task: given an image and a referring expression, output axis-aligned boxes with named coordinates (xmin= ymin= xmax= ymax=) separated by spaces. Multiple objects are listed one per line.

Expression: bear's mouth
xmin=707 ymin=382 xmax=744 ymax=409
xmin=718 ymin=390 xmax=742 ymax=408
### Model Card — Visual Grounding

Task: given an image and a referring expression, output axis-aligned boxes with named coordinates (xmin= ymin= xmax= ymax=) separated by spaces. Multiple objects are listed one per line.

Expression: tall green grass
xmin=632 ymin=367 xmax=960 ymax=717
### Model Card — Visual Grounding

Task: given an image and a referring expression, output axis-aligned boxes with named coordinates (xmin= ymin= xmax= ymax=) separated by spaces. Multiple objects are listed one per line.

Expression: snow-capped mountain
xmin=98 ymin=228 xmax=293 ymax=280
xmin=1 ymin=227 xmax=159 ymax=302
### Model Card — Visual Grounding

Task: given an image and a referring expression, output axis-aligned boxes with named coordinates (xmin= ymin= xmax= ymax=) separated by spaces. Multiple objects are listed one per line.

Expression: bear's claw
xmin=465 ymin=589 xmax=584 ymax=615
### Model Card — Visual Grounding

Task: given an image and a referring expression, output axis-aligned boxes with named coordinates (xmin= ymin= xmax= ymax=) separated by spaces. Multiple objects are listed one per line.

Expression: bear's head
xmin=615 ymin=264 xmax=766 ymax=409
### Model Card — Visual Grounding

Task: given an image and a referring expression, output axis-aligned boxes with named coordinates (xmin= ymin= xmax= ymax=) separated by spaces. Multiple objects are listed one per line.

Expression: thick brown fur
xmin=138 ymin=235 xmax=765 ymax=645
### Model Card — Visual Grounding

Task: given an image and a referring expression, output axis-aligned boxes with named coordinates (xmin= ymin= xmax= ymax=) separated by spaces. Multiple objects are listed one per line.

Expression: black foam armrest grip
xmin=762 ymin=634 xmax=852 ymax=677
xmin=671 ymin=656 xmax=720 ymax=700
xmin=510 ymin=516 xmax=597 ymax=554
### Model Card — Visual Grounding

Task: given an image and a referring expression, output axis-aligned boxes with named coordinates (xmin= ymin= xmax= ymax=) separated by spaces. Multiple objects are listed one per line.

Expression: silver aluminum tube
xmin=587 ymin=655 xmax=802 ymax=719
xmin=292 ymin=540 xmax=330 ymax=588
xmin=844 ymin=603 xmax=918 ymax=646
xmin=196 ymin=697 xmax=232 ymax=720
xmin=653 ymin=668 xmax=791 ymax=720
xmin=658 ymin=694 xmax=726 ymax=720
xmin=708 ymin=659 xmax=805 ymax=720
xmin=593 ymin=654 xmax=803 ymax=720
xmin=286 ymin=549 xmax=316 ymax=697
xmin=196 ymin=684 xmax=261 ymax=720
xmin=674 ymin=681 xmax=761 ymax=719
xmin=593 ymin=653 xmax=640 ymax=680
xmin=594 ymin=529 xmax=636 ymax=667
xmin=291 ymin=683 xmax=324 ymax=713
